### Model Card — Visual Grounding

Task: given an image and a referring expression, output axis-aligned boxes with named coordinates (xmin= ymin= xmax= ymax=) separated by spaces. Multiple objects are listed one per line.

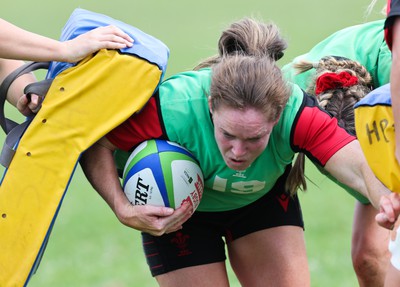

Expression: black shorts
xmin=142 ymin=167 xmax=304 ymax=276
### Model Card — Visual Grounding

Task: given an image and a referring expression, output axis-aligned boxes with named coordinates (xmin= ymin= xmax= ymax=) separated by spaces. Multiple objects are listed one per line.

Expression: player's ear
xmin=208 ymin=96 xmax=213 ymax=114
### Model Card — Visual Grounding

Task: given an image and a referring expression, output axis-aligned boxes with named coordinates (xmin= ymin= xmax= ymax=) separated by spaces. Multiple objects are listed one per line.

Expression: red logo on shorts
xmin=171 ymin=231 xmax=192 ymax=256
xmin=276 ymin=194 xmax=289 ymax=212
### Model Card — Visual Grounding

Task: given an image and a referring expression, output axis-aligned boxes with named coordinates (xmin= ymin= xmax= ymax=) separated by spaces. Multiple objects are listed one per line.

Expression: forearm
xmin=0 ymin=19 xmax=67 ymax=62
xmin=79 ymin=139 xmax=128 ymax=215
xmin=79 ymin=137 xmax=187 ymax=235
xmin=324 ymin=140 xmax=390 ymax=209
xmin=0 ymin=58 xmax=36 ymax=107
xmin=391 ymin=18 xmax=400 ymax=161
xmin=0 ymin=19 xmax=133 ymax=63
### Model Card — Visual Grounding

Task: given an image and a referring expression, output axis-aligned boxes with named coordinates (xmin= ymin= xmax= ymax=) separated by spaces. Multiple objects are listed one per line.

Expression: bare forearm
xmin=79 ymin=138 xmax=189 ymax=235
xmin=0 ymin=59 xmax=36 ymax=108
xmin=79 ymin=140 xmax=127 ymax=213
xmin=324 ymin=141 xmax=390 ymax=209
xmin=0 ymin=19 xmax=133 ymax=63
xmin=391 ymin=18 xmax=400 ymax=162
xmin=0 ymin=19 xmax=66 ymax=62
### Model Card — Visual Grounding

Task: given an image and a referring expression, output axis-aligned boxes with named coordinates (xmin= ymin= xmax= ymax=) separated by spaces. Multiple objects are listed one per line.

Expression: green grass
xmin=1 ymin=0 xmax=385 ymax=286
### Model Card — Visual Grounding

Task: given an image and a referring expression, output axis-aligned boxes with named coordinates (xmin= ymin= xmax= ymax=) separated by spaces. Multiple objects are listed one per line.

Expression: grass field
xmin=1 ymin=0 xmax=386 ymax=286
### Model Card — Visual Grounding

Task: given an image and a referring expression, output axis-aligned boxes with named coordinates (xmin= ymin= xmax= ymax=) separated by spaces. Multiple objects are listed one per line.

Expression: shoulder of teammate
xmin=385 ymin=0 xmax=400 ymax=49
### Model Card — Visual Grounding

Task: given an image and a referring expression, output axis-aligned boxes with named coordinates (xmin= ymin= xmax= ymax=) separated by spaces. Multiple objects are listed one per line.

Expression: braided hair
xmin=295 ymin=55 xmax=373 ymax=134
xmin=285 ymin=56 xmax=374 ymax=195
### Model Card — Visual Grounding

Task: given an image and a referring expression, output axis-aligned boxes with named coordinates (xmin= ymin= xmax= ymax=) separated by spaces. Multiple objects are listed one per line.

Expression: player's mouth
xmin=227 ymin=157 xmax=248 ymax=169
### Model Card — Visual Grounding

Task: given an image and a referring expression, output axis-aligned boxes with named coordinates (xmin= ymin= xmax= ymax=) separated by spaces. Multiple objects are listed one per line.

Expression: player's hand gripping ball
xmin=122 ymin=139 xmax=204 ymax=210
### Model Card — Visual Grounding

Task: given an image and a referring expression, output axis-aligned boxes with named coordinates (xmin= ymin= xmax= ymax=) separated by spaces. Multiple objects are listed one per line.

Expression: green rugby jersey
xmin=160 ymin=68 xmax=304 ymax=212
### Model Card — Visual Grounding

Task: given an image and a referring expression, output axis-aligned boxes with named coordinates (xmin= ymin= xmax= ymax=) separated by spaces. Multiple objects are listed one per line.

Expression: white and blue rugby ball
xmin=122 ymin=139 xmax=204 ymax=210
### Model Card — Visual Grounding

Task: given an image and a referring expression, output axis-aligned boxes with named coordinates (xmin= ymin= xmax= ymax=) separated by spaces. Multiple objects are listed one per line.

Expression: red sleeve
xmin=385 ymin=0 xmax=399 ymax=49
xmin=292 ymin=105 xmax=356 ymax=166
xmin=106 ymin=97 xmax=164 ymax=151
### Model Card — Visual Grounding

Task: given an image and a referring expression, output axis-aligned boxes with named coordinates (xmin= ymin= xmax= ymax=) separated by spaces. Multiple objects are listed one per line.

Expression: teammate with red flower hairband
xmin=282 ymin=20 xmax=393 ymax=285
xmin=289 ymin=50 xmax=400 ymax=287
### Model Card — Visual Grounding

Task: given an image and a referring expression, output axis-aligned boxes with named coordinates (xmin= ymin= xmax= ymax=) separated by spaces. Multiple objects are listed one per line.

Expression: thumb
xmin=16 ymin=95 xmax=29 ymax=114
xmin=146 ymin=205 xmax=174 ymax=217
xmin=376 ymin=212 xmax=395 ymax=230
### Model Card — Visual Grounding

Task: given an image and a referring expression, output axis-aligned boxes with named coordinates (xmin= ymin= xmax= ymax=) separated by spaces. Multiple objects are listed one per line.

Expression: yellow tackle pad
xmin=354 ymin=83 xmax=400 ymax=193
xmin=0 ymin=49 xmax=162 ymax=286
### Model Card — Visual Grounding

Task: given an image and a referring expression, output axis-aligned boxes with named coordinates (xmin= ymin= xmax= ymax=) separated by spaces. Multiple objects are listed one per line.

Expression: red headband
xmin=315 ymin=71 xmax=358 ymax=95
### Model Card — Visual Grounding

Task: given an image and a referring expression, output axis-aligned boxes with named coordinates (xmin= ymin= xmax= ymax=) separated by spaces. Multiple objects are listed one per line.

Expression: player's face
xmin=211 ymin=105 xmax=275 ymax=171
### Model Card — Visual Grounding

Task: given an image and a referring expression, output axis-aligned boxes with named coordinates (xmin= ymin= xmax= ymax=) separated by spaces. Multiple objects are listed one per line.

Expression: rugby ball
xmin=122 ymin=139 xmax=204 ymax=210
